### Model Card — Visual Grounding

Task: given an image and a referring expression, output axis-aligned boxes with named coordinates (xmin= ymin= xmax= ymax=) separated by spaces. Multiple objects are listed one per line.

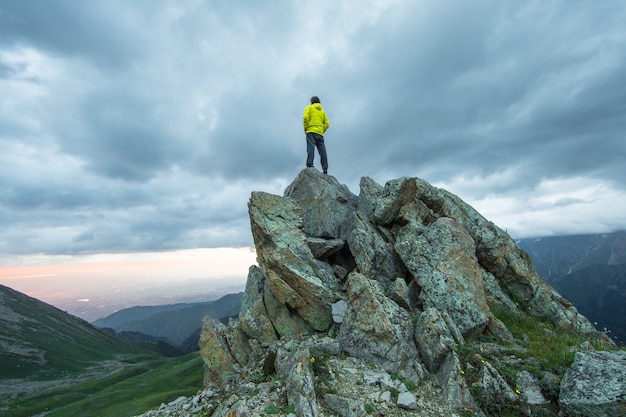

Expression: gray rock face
xmin=286 ymin=361 xmax=319 ymax=417
xmin=347 ymin=211 xmax=406 ymax=288
xmin=336 ymin=272 xmax=424 ymax=382
xmin=239 ymin=265 xmax=277 ymax=344
xmin=331 ymin=300 xmax=348 ymax=324
xmin=414 ymin=307 xmax=456 ymax=373
xmin=396 ymin=216 xmax=490 ymax=337
xmin=397 ymin=391 xmax=418 ymax=410
xmin=248 ymin=191 xmax=335 ymax=331
xmin=198 ymin=317 xmax=237 ymax=385
xmin=473 ymin=361 xmax=518 ymax=404
xmin=323 ymin=393 xmax=367 ymax=417
xmin=559 ymin=350 xmax=626 ymax=417
xmin=284 ymin=168 xmax=358 ymax=239
xmin=516 ymin=370 xmax=547 ymax=405
xmin=436 ymin=351 xmax=480 ymax=411
xmin=188 ymin=169 xmax=618 ymax=417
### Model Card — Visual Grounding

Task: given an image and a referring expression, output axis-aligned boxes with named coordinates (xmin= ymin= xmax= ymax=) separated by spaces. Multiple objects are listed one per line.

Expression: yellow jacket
xmin=303 ymin=103 xmax=329 ymax=136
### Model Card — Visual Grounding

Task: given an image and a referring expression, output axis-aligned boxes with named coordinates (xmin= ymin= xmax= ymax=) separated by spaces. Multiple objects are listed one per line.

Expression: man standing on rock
xmin=303 ymin=96 xmax=330 ymax=174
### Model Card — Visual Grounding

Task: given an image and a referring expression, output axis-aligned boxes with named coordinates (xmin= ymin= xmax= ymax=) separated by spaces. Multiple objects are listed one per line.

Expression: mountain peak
xmin=163 ymin=170 xmax=624 ymax=416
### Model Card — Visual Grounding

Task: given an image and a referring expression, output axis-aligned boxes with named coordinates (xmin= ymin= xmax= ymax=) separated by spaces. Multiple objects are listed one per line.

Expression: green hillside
xmin=0 ymin=284 xmax=156 ymax=380
xmin=4 ymin=352 xmax=203 ymax=417
xmin=0 ymin=285 xmax=205 ymax=416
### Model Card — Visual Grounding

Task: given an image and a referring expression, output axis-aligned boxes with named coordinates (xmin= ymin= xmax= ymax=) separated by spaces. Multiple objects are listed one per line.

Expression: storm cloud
xmin=1 ymin=0 xmax=625 ymax=257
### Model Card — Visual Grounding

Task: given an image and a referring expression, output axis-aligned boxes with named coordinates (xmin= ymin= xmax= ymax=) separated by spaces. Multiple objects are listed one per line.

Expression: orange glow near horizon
xmin=0 ymin=247 xmax=257 ymax=304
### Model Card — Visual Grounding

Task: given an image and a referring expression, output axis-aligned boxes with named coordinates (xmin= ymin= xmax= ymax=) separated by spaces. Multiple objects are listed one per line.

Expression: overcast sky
xmin=2 ymin=0 xmax=626 ymax=261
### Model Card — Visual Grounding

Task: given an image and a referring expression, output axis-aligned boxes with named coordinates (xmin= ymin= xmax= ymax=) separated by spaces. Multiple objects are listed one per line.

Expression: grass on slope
xmin=0 ymin=285 xmax=156 ymax=380
xmin=4 ymin=352 xmax=204 ymax=417
xmin=458 ymin=305 xmax=617 ymax=417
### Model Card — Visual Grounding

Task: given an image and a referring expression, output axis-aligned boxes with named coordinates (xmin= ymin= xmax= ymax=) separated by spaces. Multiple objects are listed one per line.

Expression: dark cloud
xmin=0 ymin=0 xmax=145 ymax=69
xmin=1 ymin=0 xmax=625 ymax=257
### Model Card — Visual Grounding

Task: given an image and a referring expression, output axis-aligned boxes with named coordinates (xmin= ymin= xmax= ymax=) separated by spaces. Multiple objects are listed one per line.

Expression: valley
xmin=518 ymin=231 xmax=626 ymax=345
xmin=33 ymin=277 xmax=246 ymax=323
xmin=0 ymin=285 xmax=205 ymax=417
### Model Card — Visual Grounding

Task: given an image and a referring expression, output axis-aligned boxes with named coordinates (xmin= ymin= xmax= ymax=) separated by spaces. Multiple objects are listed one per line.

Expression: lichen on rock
xmin=181 ymin=169 xmax=620 ymax=417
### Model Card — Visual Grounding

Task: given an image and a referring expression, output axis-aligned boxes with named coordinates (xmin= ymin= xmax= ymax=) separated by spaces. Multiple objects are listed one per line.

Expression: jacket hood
xmin=312 ymin=103 xmax=322 ymax=110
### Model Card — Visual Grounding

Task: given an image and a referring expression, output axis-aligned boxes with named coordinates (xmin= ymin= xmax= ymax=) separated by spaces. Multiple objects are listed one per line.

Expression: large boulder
xmin=336 ymin=272 xmax=424 ymax=382
xmin=283 ymin=168 xmax=357 ymax=240
xmin=396 ymin=216 xmax=490 ymax=337
xmin=559 ymin=350 xmax=626 ymax=417
xmin=198 ymin=317 xmax=237 ymax=385
xmin=414 ymin=307 xmax=458 ymax=373
xmin=472 ymin=361 xmax=518 ymax=404
xmin=286 ymin=362 xmax=319 ymax=417
xmin=436 ymin=351 xmax=480 ymax=411
xmin=346 ymin=211 xmax=407 ymax=288
xmin=239 ymin=265 xmax=278 ymax=344
xmin=248 ymin=191 xmax=335 ymax=331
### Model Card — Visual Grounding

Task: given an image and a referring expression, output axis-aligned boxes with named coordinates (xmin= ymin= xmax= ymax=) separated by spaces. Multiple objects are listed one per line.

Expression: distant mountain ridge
xmin=93 ymin=292 xmax=243 ymax=348
xmin=517 ymin=231 xmax=626 ymax=281
xmin=518 ymin=231 xmax=626 ymax=344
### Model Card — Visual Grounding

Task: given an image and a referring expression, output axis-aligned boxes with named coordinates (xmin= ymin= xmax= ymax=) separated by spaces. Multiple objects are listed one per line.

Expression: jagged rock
xmin=306 ymin=237 xmax=345 ymax=260
xmin=397 ymin=391 xmax=418 ymax=410
xmin=262 ymin=277 xmax=314 ymax=337
xmin=440 ymin=309 xmax=465 ymax=346
xmin=559 ymin=350 xmax=626 ymax=417
xmin=516 ymin=370 xmax=547 ymax=405
xmin=437 ymin=351 xmax=481 ymax=413
xmin=188 ymin=170 xmax=617 ymax=417
xmin=347 ymin=210 xmax=407 ymax=288
xmin=323 ymin=393 xmax=367 ymax=417
xmin=373 ymin=177 xmax=419 ymax=225
xmin=283 ymin=168 xmax=357 ymax=239
xmin=414 ymin=307 xmax=457 ymax=373
xmin=198 ymin=317 xmax=237 ymax=385
xmin=222 ymin=318 xmax=252 ymax=367
xmin=485 ymin=314 xmax=514 ymax=340
xmin=331 ymin=300 xmax=348 ymax=324
xmin=363 ymin=369 xmax=407 ymax=393
xmin=248 ymin=191 xmax=335 ymax=331
xmin=275 ymin=345 xmax=312 ymax=379
xmin=314 ymin=337 xmax=343 ymax=357
xmin=481 ymin=269 xmax=520 ymax=312
xmin=472 ymin=361 xmax=518 ymax=404
xmin=336 ymin=272 xmax=424 ymax=382
xmin=211 ymin=394 xmax=248 ymax=416
xmin=396 ymin=216 xmax=490 ymax=337
xmin=386 ymin=277 xmax=413 ymax=311
xmin=286 ymin=362 xmax=319 ymax=417
xmin=239 ymin=265 xmax=278 ymax=345
xmin=475 ymin=224 xmax=599 ymax=333
xmin=356 ymin=176 xmax=383 ymax=219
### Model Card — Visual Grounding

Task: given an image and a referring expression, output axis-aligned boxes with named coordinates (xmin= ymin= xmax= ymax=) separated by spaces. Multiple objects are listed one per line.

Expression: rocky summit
xmin=137 ymin=169 xmax=626 ymax=417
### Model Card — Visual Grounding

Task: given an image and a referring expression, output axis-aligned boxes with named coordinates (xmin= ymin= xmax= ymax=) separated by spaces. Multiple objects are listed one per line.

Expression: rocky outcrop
xmin=336 ymin=272 xmax=424 ymax=382
xmin=248 ymin=191 xmax=336 ymax=332
xmin=559 ymin=350 xmax=626 ymax=417
xmin=146 ymin=168 xmax=623 ymax=417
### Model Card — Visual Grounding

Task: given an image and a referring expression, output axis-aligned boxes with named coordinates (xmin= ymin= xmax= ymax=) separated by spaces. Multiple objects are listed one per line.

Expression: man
xmin=303 ymin=96 xmax=330 ymax=174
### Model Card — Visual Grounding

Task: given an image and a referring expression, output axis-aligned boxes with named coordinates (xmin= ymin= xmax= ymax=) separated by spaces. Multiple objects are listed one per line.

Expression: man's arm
xmin=302 ymin=106 xmax=310 ymax=132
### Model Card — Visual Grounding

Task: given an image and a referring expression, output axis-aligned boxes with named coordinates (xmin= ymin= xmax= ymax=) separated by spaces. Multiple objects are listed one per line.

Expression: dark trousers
xmin=306 ymin=132 xmax=328 ymax=171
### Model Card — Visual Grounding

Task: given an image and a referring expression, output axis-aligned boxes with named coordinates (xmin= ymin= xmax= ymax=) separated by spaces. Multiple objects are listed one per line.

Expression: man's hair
xmin=310 ymin=96 xmax=321 ymax=104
